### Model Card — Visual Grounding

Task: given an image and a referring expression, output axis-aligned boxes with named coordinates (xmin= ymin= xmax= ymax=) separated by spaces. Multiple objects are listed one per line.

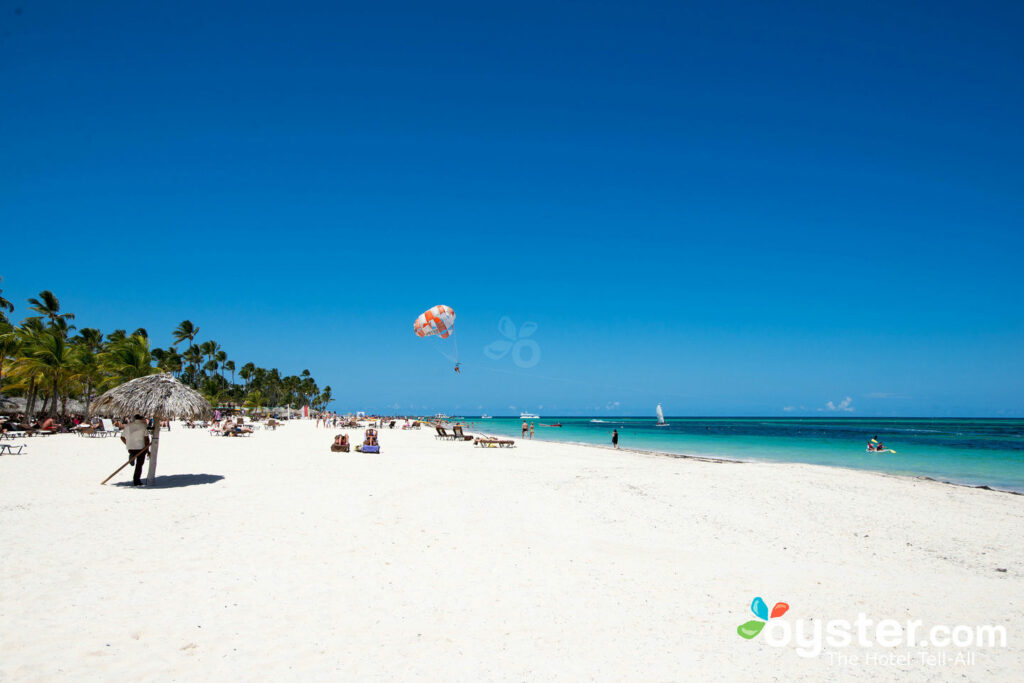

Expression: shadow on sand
xmin=114 ymin=474 xmax=224 ymax=489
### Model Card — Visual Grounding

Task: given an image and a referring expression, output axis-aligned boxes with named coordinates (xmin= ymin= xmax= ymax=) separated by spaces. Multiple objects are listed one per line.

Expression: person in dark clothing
xmin=612 ymin=429 xmax=619 ymax=449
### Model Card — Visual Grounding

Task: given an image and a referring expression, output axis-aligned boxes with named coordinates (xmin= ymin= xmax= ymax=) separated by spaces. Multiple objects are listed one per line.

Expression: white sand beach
xmin=1 ymin=421 xmax=1021 ymax=680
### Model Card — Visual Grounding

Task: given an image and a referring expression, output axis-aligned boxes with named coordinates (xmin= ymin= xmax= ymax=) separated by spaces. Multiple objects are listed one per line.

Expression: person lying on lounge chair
xmin=73 ymin=418 xmax=101 ymax=435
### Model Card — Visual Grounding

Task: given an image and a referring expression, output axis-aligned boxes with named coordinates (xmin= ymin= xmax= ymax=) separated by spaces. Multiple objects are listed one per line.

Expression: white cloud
xmin=783 ymin=406 xmax=796 ymax=412
xmin=825 ymin=397 xmax=855 ymax=412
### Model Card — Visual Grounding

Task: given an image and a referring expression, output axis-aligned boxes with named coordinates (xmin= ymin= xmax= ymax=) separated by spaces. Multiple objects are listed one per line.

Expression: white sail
xmin=656 ymin=404 xmax=666 ymax=425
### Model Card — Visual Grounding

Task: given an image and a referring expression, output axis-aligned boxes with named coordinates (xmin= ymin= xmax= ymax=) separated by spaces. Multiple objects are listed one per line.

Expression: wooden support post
xmin=146 ymin=416 xmax=161 ymax=486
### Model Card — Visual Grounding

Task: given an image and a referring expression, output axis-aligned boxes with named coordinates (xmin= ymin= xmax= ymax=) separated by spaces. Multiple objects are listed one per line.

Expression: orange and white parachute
xmin=414 ymin=305 xmax=456 ymax=339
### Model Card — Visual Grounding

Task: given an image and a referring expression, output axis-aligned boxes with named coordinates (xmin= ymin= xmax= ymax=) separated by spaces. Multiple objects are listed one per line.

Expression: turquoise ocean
xmin=456 ymin=417 xmax=1024 ymax=493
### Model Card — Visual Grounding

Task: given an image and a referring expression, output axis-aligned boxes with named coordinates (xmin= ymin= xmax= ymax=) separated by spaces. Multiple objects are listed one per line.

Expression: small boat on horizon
xmin=541 ymin=423 xmax=563 ymax=427
xmin=520 ymin=412 xmax=540 ymax=419
xmin=656 ymin=403 xmax=669 ymax=427
xmin=480 ymin=414 xmax=492 ymax=419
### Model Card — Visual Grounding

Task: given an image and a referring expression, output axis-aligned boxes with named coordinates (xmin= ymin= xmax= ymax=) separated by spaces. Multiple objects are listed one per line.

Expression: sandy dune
xmin=1 ymin=421 xmax=1021 ymax=680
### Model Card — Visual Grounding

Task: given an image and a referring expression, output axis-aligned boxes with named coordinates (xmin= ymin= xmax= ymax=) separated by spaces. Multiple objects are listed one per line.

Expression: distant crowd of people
xmin=0 ymin=413 xmax=174 ymax=437
xmin=2 ymin=413 xmax=85 ymax=435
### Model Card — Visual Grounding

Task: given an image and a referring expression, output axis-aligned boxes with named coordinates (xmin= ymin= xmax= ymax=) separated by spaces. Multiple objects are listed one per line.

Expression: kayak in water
xmin=866 ymin=437 xmax=896 ymax=453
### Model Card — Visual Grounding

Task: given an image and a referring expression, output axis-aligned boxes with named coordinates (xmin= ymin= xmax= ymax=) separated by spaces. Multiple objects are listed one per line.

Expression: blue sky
xmin=2 ymin=1 xmax=1022 ymax=416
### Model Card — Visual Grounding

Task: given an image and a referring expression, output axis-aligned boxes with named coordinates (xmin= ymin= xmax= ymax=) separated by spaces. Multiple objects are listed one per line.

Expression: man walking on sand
xmin=121 ymin=414 xmax=151 ymax=486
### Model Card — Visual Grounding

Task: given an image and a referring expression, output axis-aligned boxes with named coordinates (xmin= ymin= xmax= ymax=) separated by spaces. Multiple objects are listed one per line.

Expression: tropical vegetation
xmin=0 ymin=281 xmax=332 ymax=416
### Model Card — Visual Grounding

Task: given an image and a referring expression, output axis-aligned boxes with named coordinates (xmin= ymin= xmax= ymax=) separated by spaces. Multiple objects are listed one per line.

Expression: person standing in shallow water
xmin=522 ymin=421 xmax=528 ymax=438
xmin=612 ymin=429 xmax=619 ymax=449
xmin=529 ymin=422 xmax=535 ymax=440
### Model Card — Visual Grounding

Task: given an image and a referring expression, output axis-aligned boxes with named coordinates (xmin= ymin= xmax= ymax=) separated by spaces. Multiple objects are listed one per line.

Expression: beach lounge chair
xmin=74 ymin=423 xmax=96 ymax=436
xmin=435 ymin=426 xmax=451 ymax=439
xmin=330 ymin=434 xmax=350 ymax=453
xmin=474 ymin=437 xmax=516 ymax=448
xmin=452 ymin=425 xmax=474 ymax=441
xmin=76 ymin=420 xmax=105 ymax=437
xmin=100 ymin=419 xmax=120 ymax=437
xmin=361 ymin=428 xmax=380 ymax=453
xmin=0 ymin=443 xmax=26 ymax=455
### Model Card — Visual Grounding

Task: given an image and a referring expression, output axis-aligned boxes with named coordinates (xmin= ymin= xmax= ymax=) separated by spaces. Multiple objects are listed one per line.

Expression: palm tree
xmin=172 ymin=320 xmax=199 ymax=348
xmin=172 ymin=320 xmax=200 ymax=382
xmin=15 ymin=331 xmax=75 ymax=415
xmin=27 ymin=290 xmax=75 ymax=333
xmin=160 ymin=347 xmax=183 ymax=376
xmin=68 ymin=327 xmax=105 ymax=413
xmin=201 ymin=377 xmax=224 ymax=406
xmin=239 ymin=362 xmax=255 ymax=391
xmin=73 ymin=328 xmax=104 ymax=354
xmin=0 ymin=277 xmax=14 ymax=323
xmin=99 ymin=334 xmax=158 ymax=389
xmin=199 ymin=340 xmax=221 ymax=375
xmin=70 ymin=344 xmax=104 ymax=417
xmin=183 ymin=346 xmax=203 ymax=386
xmin=243 ymin=389 xmax=266 ymax=413
xmin=0 ymin=321 xmax=20 ymax=396
xmin=316 ymin=385 xmax=333 ymax=410
xmin=13 ymin=318 xmax=45 ymax=414
xmin=0 ymin=298 xmax=332 ymax=418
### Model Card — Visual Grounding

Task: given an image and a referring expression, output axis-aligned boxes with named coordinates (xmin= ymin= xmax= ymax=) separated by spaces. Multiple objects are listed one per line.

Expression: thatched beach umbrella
xmin=91 ymin=373 xmax=212 ymax=485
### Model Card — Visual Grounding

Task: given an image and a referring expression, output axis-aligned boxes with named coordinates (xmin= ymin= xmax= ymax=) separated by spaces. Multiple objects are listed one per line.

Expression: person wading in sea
xmin=612 ymin=429 xmax=619 ymax=449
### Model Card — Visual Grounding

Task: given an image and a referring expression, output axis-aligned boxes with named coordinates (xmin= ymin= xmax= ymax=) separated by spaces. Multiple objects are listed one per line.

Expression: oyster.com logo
xmin=737 ymin=596 xmax=789 ymax=639
xmin=484 ymin=316 xmax=540 ymax=368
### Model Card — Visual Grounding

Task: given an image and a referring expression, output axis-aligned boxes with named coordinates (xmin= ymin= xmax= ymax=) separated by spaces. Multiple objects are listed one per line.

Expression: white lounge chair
xmin=99 ymin=419 xmax=121 ymax=437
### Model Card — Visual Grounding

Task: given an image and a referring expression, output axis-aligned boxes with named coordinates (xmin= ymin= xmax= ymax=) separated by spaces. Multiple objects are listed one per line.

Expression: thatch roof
xmin=0 ymin=395 xmax=89 ymax=414
xmin=91 ymin=373 xmax=213 ymax=419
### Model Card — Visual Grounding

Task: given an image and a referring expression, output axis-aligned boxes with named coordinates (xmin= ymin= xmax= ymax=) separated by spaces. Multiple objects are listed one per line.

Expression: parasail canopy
xmin=414 ymin=305 xmax=456 ymax=339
